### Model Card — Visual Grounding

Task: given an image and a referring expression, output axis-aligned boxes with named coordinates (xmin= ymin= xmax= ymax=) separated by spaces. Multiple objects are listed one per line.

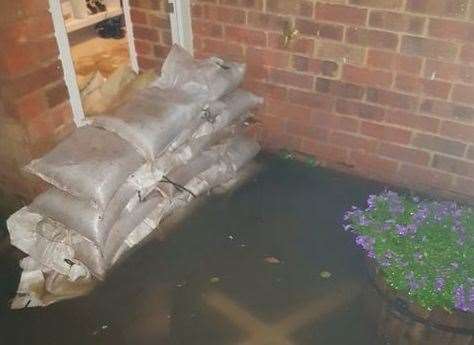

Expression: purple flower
xmin=355 ymin=235 xmax=375 ymax=254
xmin=435 ymin=277 xmax=445 ymax=292
xmin=468 ymin=286 xmax=474 ymax=312
xmin=385 ymin=191 xmax=404 ymax=215
xmin=395 ymin=224 xmax=417 ymax=236
xmin=454 ymin=285 xmax=468 ymax=312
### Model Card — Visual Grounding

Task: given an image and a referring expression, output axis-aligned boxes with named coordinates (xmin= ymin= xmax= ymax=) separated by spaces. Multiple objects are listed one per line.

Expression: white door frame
xmin=49 ymin=0 xmax=193 ymax=126
xmin=168 ymin=0 xmax=194 ymax=54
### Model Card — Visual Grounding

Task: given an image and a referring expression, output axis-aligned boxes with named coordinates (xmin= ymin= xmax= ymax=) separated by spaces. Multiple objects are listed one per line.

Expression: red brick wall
xmin=191 ymin=0 xmax=474 ymax=201
xmin=0 ymin=0 xmax=74 ymax=204
xmin=130 ymin=0 xmax=173 ymax=70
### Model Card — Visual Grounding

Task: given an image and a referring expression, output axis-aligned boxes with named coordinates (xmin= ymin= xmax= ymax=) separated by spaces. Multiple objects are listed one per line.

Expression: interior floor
xmin=69 ymin=26 xmax=130 ymax=77
xmin=0 ymin=154 xmax=393 ymax=345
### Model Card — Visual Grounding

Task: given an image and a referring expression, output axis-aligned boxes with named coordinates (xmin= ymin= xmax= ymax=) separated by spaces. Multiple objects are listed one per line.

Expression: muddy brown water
xmin=0 ymin=155 xmax=395 ymax=345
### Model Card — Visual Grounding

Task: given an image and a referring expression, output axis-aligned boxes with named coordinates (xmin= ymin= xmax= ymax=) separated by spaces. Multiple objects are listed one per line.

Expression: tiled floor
xmin=0 ymin=155 xmax=391 ymax=344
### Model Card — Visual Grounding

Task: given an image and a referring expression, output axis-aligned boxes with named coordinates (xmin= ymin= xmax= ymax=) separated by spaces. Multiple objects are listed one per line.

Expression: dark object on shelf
xmin=86 ymin=0 xmax=98 ymax=14
xmin=365 ymin=260 xmax=474 ymax=345
xmin=95 ymin=16 xmax=125 ymax=39
xmin=87 ymin=0 xmax=107 ymax=14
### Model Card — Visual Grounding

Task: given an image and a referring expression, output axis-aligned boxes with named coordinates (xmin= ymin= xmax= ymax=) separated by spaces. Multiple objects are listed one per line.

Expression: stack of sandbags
xmin=7 ymin=45 xmax=262 ymax=309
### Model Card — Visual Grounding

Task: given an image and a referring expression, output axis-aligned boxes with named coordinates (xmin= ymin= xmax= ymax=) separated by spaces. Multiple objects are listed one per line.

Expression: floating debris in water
xmin=176 ymin=281 xmax=187 ymax=288
xmin=278 ymin=149 xmax=319 ymax=167
xmin=210 ymin=277 xmax=220 ymax=284
xmin=320 ymin=271 xmax=332 ymax=279
xmin=264 ymin=256 xmax=281 ymax=264
xmin=227 ymin=235 xmax=235 ymax=240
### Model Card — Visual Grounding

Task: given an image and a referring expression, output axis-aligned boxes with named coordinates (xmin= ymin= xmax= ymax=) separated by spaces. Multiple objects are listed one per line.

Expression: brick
xmin=314 ymin=3 xmax=367 ymax=26
xmin=288 ymin=89 xmax=333 ymax=110
xmin=269 ymin=68 xmax=314 ymax=89
xmin=0 ymin=41 xmax=36 ymax=77
xmin=330 ymin=132 xmax=377 ymax=152
xmin=385 ymin=109 xmax=440 ymax=133
xmin=135 ymin=40 xmax=153 ymax=56
xmin=346 ymin=27 xmax=399 ymax=50
xmin=201 ymin=38 xmax=244 ymax=61
xmin=195 ymin=4 xmax=245 ymax=24
xmin=335 ymin=99 xmax=385 ymax=121
xmin=468 ymin=146 xmax=474 ymax=160
xmin=300 ymin=140 xmax=349 ymax=164
xmin=452 ymin=84 xmax=474 ymax=105
xmin=432 ymin=155 xmax=474 ymax=178
xmin=154 ymin=44 xmax=171 ymax=59
xmin=453 ymin=177 xmax=474 ymax=196
xmin=225 ymin=26 xmax=268 ymax=46
xmin=130 ymin=0 xmax=162 ymax=10
xmin=420 ymin=99 xmax=474 ymax=122
xmin=245 ymin=63 xmax=268 ymax=80
xmin=413 ymin=134 xmax=466 ymax=157
xmin=4 ymin=61 xmax=62 ymax=98
xmin=45 ymin=83 xmax=68 ymax=108
xmin=401 ymin=36 xmax=458 ymax=61
xmin=379 ymin=143 xmax=430 ymax=166
xmin=149 ymin=14 xmax=170 ymax=29
xmin=315 ymin=78 xmax=365 ymax=99
xmin=317 ymin=41 xmax=366 ymax=65
xmin=460 ymin=44 xmax=474 ymax=64
xmin=192 ymin=20 xmax=223 ymax=38
xmin=264 ymin=99 xmax=312 ymax=122
xmin=295 ymin=19 xmax=344 ymax=41
xmin=428 ymin=18 xmax=474 ymax=42
xmin=0 ymin=15 xmax=54 ymax=43
xmin=268 ymin=33 xmax=315 ymax=55
xmin=257 ymin=114 xmax=287 ymax=132
xmin=311 ymin=110 xmax=360 ymax=132
xmin=245 ymin=80 xmax=287 ymax=100
xmin=287 ymin=120 xmax=329 ymax=140
xmin=440 ymin=121 xmax=474 ymax=143
xmin=130 ymin=9 xmax=147 ymax=25
xmin=219 ymin=0 xmax=263 ymax=9
xmin=348 ymin=0 xmax=403 ymax=9
xmin=247 ymin=12 xmax=289 ymax=31
xmin=342 ymin=65 xmax=393 ymax=88
xmin=246 ymin=47 xmax=290 ymax=68
xmin=137 ymin=55 xmax=161 ymax=71
xmin=133 ymin=25 xmax=159 ymax=42
xmin=292 ymin=56 xmax=338 ymax=77
xmin=406 ymin=0 xmax=469 ymax=18
xmin=367 ymin=50 xmax=422 ymax=75
xmin=161 ymin=30 xmax=172 ymax=46
xmin=369 ymin=11 xmax=425 ymax=34
xmin=6 ymin=92 xmax=46 ymax=122
xmin=398 ymin=164 xmax=453 ymax=190
xmin=367 ymin=88 xmax=419 ymax=111
xmin=424 ymin=60 xmax=474 ymax=84
xmin=266 ymin=0 xmax=314 ymax=17
xmin=394 ymin=75 xmax=451 ymax=99
xmin=360 ymin=121 xmax=412 ymax=145
xmin=350 ymin=151 xmax=399 ymax=178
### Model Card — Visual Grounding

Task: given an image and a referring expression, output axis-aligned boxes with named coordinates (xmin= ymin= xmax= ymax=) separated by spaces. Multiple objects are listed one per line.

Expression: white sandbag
xmin=223 ymin=135 xmax=261 ymax=172
xmin=29 ymin=185 xmax=136 ymax=250
xmin=124 ymin=89 xmax=261 ymax=203
xmin=7 ymin=207 xmax=105 ymax=278
xmin=25 ymin=126 xmax=144 ymax=210
xmin=89 ymin=88 xmax=206 ymax=161
xmin=153 ymin=44 xmax=246 ymax=101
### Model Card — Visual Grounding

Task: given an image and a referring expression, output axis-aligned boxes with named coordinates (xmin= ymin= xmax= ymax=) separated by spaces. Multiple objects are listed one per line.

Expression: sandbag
xmin=89 ymin=88 xmax=206 ymax=161
xmin=25 ymin=126 xmax=144 ymax=210
xmin=153 ymin=44 xmax=246 ymax=101
xmin=29 ymin=184 xmax=136 ymax=250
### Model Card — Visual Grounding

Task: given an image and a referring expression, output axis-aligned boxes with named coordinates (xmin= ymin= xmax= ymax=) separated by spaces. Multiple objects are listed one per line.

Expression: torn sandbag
xmin=25 ymin=126 xmax=144 ymax=210
xmin=153 ymin=44 xmax=246 ymax=101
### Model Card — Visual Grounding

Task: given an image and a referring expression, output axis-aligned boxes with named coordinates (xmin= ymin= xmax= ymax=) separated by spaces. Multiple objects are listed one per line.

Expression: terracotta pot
xmin=366 ymin=261 xmax=474 ymax=345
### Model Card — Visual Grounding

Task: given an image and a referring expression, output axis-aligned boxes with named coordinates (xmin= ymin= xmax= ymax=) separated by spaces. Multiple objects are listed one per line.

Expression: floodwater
xmin=0 ymin=155 xmax=391 ymax=345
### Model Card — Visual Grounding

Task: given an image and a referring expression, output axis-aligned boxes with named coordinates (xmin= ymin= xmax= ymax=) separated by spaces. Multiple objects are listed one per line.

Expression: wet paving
xmin=0 ymin=155 xmax=393 ymax=345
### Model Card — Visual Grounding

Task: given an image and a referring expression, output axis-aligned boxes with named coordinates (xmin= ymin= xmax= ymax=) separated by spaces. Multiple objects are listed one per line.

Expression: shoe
xmin=94 ymin=0 xmax=107 ymax=12
xmin=86 ymin=0 xmax=98 ymax=14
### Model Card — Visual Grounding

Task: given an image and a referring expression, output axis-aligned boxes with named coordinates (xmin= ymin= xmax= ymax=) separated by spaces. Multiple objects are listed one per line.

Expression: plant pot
xmin=366 ymin=261 xmax=474 ymax=345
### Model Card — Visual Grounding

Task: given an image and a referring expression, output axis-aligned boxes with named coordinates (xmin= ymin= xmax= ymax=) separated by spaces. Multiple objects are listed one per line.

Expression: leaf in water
xmin=320 ymin=271 xmax=332 ymax=279
xmin=210 ymin=277 xmax=220 ymax=284
xmin=264 ymin=256 xmax=281 ymax=264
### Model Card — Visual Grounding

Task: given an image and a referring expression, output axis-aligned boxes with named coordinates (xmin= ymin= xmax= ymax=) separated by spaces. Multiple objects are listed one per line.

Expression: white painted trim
xmin=122 ymin=0 xmax=139 ymax=73
xmin=49 ymin=0 xmax=86 ymax=126
xmin=168 ymin=0 xmax=194 ymax=55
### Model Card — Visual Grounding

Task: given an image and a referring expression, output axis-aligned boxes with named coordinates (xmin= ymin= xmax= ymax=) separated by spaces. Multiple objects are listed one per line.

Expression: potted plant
xmin=344 ymin=191 xmax=473 ymax=344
